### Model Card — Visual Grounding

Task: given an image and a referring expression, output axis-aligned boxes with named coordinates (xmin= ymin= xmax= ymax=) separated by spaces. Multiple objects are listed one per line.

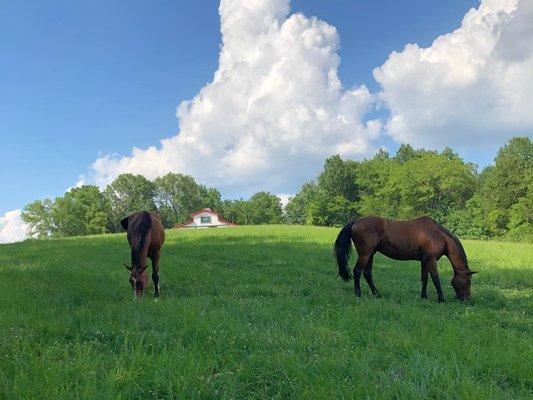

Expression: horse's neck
xmin=446 ymin=238 xmax=468 ymax=274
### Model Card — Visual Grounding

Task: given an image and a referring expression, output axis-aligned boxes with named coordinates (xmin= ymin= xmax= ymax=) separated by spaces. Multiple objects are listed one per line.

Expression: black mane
xmin=438 ymin=223 xmax=468 ymax=268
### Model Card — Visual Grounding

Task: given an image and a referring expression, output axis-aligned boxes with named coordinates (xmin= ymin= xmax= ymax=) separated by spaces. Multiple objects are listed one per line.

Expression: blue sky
xmin=0 ymin=0 xmax=506 ymax=215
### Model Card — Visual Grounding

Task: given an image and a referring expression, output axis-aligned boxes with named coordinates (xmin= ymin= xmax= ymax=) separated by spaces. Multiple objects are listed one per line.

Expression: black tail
xmin=334 ymin=221 xmax=355 ymax=281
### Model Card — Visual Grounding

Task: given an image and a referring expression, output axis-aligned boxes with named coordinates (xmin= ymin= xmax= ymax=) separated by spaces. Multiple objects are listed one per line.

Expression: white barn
xmin=178 ymin=208 xmax=237 ymax=229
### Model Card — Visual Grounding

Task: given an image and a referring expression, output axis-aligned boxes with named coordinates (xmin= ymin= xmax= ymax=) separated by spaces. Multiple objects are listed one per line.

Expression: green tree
xmin=247 ymin=192 xmax=283 ymax=224
xmin=104 ymin=174 xmax=156 ymax=232
xmin=221 ymin=199 xmax=253 ymax=225
xmin=507 ymin=186 xmax=533 ymax=240
xmin=356 ymin=153 xmax=396 ymax=217
xmin=479 ymin=136 xmax=532 ymax=236
xmin=386 ymin=152 xmax=477 ymax=221
xmin=284 ymin=155 xmax=361 ymax=227
xmin=394 ymin=143 xmax=420 ymax=163
xmin=199 ymin=186 xmax=223 ymax=213
xmin=317 ymin=155 xmax=359 ymax=201
xmin=153 ymin=173 xmax=204 ymax=227
xmin=21 ymin=199 xmax=54 ymax=238
xmin=482 ymin=137 xmax=532 ymax=209
xmin=51 ymin=186 xmax=108 ymax=237
xmin=445 ymin=194 xmax=491 ymax=239
xmin=285 ymin=183 xmax=317 ymax=224
xmin=305 ymin=190 xmax=357 ymax=226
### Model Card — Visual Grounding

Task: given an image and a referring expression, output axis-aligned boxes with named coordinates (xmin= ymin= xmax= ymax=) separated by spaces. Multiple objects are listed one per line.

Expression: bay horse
xmin=121 ymin=211 xmax=165 ymax=298
xmin=334 ymin=216 xmax=477 ymax=302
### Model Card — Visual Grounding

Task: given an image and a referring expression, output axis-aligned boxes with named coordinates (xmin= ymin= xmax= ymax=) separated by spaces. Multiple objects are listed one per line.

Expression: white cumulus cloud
xmin=0 ymin=209 xmax=28 ymax=244
xmin=374 ymin=0 xmax=533 ymax=149
xmin=91 ymin=0 xmax=381 ymax=195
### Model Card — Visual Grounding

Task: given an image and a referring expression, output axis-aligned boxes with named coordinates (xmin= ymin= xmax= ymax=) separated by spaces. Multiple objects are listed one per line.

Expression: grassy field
xmin=0 ymin=225 xmax=532 ymax=399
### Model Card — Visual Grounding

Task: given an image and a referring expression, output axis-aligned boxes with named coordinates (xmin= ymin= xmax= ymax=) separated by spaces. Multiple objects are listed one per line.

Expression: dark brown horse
xmin=121 ymin=211 xmax=165 ymax=298
xmin=334 ymin=216 xmax=477 ymax=302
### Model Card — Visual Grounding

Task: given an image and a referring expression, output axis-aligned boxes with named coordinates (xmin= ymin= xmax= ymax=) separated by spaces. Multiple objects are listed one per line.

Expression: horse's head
xmin=123 ymin=263 xmax=149 ymax=298
xmin=451 ymin=270 xmax=477 ymax=301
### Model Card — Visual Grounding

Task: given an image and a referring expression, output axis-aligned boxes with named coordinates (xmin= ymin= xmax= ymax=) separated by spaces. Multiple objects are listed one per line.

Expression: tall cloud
xmin=0 ymin=210 xmax=28 ymax=244
xmin=374 ymin=0 xmax=533 ymax=149
xmin=91 ymin=0 xmax=381 ymax=195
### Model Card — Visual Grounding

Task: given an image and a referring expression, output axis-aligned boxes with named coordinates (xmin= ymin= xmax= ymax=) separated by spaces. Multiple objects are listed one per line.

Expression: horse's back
xmin=353 ymin=216 xmax=447 ymax=260
xmin=405 ymin=217 xmax=448 ymax=257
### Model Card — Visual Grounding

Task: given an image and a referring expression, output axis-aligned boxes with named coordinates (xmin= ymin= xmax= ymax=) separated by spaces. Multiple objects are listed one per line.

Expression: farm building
xmin=177 ymin=208 xmax=237 ymax=228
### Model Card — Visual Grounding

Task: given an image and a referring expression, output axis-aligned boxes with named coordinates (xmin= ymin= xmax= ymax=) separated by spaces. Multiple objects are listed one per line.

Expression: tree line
xmin=285 ymin=136 xmax=531 ymax=241
xmin=22 ymin=136 xmax=531 ymax=241
xmin=21 ymin=173 xmax=283 ymax=238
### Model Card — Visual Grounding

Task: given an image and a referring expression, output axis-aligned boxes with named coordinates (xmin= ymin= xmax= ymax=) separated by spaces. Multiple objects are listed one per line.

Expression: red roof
xmin=190 ymin=208 xmax=216 ymax=217
xmin=176 ymin=208 xmax=237 ymax=228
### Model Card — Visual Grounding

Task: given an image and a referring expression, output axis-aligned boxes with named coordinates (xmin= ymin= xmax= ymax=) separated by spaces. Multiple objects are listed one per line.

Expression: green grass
xmin=0 ymin=225 xmax=532 ymax=399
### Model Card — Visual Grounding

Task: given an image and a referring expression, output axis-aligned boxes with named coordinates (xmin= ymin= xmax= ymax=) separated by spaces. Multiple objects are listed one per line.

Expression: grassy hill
xmin=0 ymin=225 xmax=532 ymax=399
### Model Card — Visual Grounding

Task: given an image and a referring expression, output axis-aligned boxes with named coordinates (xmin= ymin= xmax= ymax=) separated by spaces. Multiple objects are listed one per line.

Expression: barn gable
xmin=177 ymin=208 xmax=237 ymax=228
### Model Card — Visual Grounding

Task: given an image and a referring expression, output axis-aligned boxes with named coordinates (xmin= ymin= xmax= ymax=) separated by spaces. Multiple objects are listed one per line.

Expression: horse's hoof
xmin=373 ymin=292 xmax=381 ymax=298
xmin=438 ymin=298 xmax=445 ymax=303
xmin=421 ymin=295 xmax=428 ymax=300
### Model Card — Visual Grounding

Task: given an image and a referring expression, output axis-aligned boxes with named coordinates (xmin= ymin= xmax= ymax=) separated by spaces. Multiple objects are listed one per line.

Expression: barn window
xmin=201 ymin=216 xmax=211 ymax=223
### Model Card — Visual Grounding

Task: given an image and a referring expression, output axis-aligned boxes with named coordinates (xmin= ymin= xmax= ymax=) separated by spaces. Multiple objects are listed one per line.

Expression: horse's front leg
xmin=426 ymin=257 xmax=445 ymax=303
xmin=353 ymin=253 xmax=370 ymax=298
xmin=420 ymin=262 xmax=429 ymax=299
xmin=150 ymin=251 xmax=161 ymax=298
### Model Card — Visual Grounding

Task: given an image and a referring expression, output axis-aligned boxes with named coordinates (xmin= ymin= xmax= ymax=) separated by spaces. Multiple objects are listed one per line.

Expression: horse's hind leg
xmin=420 ymin=262 xmax=429 ymax=299
xmin=150 ymin=251 xmax=161 ymax=298
xmin=353 ymin=252 xmax=371 ymax=298
xmin=363 ymin=254 xmax=379 ymax=297
xmin=425 ymin=257 xmax=445 ymax=303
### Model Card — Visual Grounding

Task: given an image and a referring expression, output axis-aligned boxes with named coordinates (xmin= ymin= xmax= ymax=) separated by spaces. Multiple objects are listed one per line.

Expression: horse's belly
xmin=377 ymin=242 xmax=422 ymax=261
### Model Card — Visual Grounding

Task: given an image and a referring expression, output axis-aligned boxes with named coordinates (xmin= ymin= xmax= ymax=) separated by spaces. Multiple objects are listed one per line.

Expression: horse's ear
xmin=123 ymin=263 xmax=132 ymax=271
xmin=120 ymin=216 xmax=129 ymax=231
xmin=467 ymin=270 xmax=478 ymax=275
